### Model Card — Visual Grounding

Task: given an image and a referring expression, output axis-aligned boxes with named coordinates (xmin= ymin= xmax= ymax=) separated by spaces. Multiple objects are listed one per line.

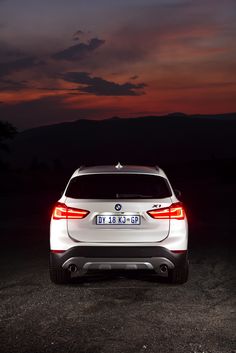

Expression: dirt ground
xmin=0 ymin=186 xmax=235 ymax=353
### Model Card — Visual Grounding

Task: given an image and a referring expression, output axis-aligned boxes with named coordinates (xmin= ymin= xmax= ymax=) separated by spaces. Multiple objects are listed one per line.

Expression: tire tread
xmin=168 ymin=261 xmax=189 ymax=284
xmin=49 ymin=265 xmax=71 ymax=284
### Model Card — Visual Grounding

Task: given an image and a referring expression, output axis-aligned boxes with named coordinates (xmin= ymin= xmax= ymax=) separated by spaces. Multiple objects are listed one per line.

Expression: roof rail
xmin=155 ymin=165 xmax=160 ymax=172
xmin=78 ymin=165 xmax=86 ymax=171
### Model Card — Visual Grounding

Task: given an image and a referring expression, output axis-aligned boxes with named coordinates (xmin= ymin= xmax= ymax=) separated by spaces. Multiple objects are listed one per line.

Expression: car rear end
xmin=49 ymin=165 xmax=188 ymax=284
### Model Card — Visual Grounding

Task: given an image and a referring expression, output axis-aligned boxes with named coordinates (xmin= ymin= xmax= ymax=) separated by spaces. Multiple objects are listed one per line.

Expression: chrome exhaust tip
xmin=68 ymin=264 xmax=78 ymax=273
xmin=160 ymin=264 xmax=168 ymax=273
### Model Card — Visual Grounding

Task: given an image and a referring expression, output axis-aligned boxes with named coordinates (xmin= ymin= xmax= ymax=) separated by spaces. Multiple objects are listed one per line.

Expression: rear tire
xmin=49 ymin=263 xmax=71 ymax=284
xmin=168 ymin=260 xmax=189 ymax=284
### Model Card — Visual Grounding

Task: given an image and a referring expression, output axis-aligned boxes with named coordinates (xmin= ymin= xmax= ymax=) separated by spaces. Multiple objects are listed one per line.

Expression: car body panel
xmin=65 ymin=198 xmax=172 ymax=243
xmin=50 ymin=165 xmax=188 ymax=279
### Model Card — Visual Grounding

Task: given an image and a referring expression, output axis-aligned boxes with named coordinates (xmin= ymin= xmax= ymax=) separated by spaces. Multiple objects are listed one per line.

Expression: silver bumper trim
xmin=62 ymin=257 xmax=174 ymax=276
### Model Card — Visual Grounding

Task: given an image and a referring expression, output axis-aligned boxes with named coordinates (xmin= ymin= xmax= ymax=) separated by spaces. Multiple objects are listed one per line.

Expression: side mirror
xmin=174 ymin=189 xmax=182 ymax=199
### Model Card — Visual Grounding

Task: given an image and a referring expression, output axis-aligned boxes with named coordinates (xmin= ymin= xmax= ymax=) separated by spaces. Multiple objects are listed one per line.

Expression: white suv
xmin=50 ymin=164 xmax=188 ymax=284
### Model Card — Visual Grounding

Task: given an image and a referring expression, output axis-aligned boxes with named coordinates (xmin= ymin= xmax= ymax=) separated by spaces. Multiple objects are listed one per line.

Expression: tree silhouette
xmin=0 ymin=121 xmax=17 ymax=169
xmin=0 ymin=120 xmax=17 ymax=153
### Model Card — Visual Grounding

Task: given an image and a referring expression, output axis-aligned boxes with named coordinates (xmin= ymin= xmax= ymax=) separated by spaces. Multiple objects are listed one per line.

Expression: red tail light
xmin=147 ymin=202 xmax=185 ymax=220
xmin=52 ymin=202 xmax=89 ymax=220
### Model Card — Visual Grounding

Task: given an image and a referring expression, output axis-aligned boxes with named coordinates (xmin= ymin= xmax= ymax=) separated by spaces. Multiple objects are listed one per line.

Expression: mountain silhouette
xmin=6 ymin=113 xmax=236 ymax=169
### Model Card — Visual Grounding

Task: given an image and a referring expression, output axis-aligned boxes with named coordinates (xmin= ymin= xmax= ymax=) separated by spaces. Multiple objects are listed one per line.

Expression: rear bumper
xmin=50 ymin=246 xmax=187 ymax=277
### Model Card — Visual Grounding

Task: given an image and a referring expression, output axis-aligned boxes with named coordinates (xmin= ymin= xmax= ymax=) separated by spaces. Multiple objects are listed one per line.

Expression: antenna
xmin=115 ymin=162 xmax=123 ymax=169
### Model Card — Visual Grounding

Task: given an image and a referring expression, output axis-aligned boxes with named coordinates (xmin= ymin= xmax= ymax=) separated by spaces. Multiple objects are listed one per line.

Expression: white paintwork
xmin=66 ymin=198 xmax=171 ymax=243
xmin=50 ymin=165 xmax=188 ymax=252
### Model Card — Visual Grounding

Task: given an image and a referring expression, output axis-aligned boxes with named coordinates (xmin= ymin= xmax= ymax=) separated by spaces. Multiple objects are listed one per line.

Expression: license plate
xmin=96 ymin=215 xmax=140 ymax=225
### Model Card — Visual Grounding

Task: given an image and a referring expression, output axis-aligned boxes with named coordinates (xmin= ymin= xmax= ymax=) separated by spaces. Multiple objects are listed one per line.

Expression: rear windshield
xmin=65 ymin=174 xmax=172 ymax=199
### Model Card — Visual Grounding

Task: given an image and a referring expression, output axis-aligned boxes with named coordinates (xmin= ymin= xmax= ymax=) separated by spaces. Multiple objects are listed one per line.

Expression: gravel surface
xmin=0 ymin=189 xmax=235 ymax=353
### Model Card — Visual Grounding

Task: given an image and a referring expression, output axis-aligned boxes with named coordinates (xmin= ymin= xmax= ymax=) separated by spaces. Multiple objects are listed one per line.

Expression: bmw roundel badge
xmin=115 ymin=204 xmax=122 ymax=211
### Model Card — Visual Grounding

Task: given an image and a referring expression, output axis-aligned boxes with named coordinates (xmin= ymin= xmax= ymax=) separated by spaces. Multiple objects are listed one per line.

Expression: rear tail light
xmin=52 ymin=202 xmax=89 ymax=220
xmin=147 ymin=202 xmax=185 ymax=220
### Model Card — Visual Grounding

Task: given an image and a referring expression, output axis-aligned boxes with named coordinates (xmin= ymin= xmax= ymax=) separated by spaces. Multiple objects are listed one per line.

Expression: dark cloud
xmin=0 ymin=57 xmax=42 ymax=78
xmin=72 ymin=30 xmax=84 ymax=41
xmin=0 ymin=41 xmax=25 ymax=62
xmin=52 ymin=38 xmax=105 ymax=61
xmin=62 ymin=72 xmax=146 ymax=96
xmin=73 ymin=30 xmax=84 ymax=37
xmin=0 ymin=78 xmax=28 ymax=91
xmin=0 ymin=95 xmax=130 ymax=130
xmin=130 ymin=75 xmax=139 ymax=80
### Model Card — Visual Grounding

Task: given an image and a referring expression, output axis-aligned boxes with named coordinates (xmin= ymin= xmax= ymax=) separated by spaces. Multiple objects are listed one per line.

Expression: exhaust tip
xmin=68 ymin=264 xmax=78 ymax=273
xmin=160 ymin=264 xmax=168 ymax=273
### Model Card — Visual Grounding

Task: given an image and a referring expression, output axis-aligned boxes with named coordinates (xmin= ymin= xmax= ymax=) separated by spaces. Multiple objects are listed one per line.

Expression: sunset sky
xmin=0 ymin=0 xmax=236 ymax=129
